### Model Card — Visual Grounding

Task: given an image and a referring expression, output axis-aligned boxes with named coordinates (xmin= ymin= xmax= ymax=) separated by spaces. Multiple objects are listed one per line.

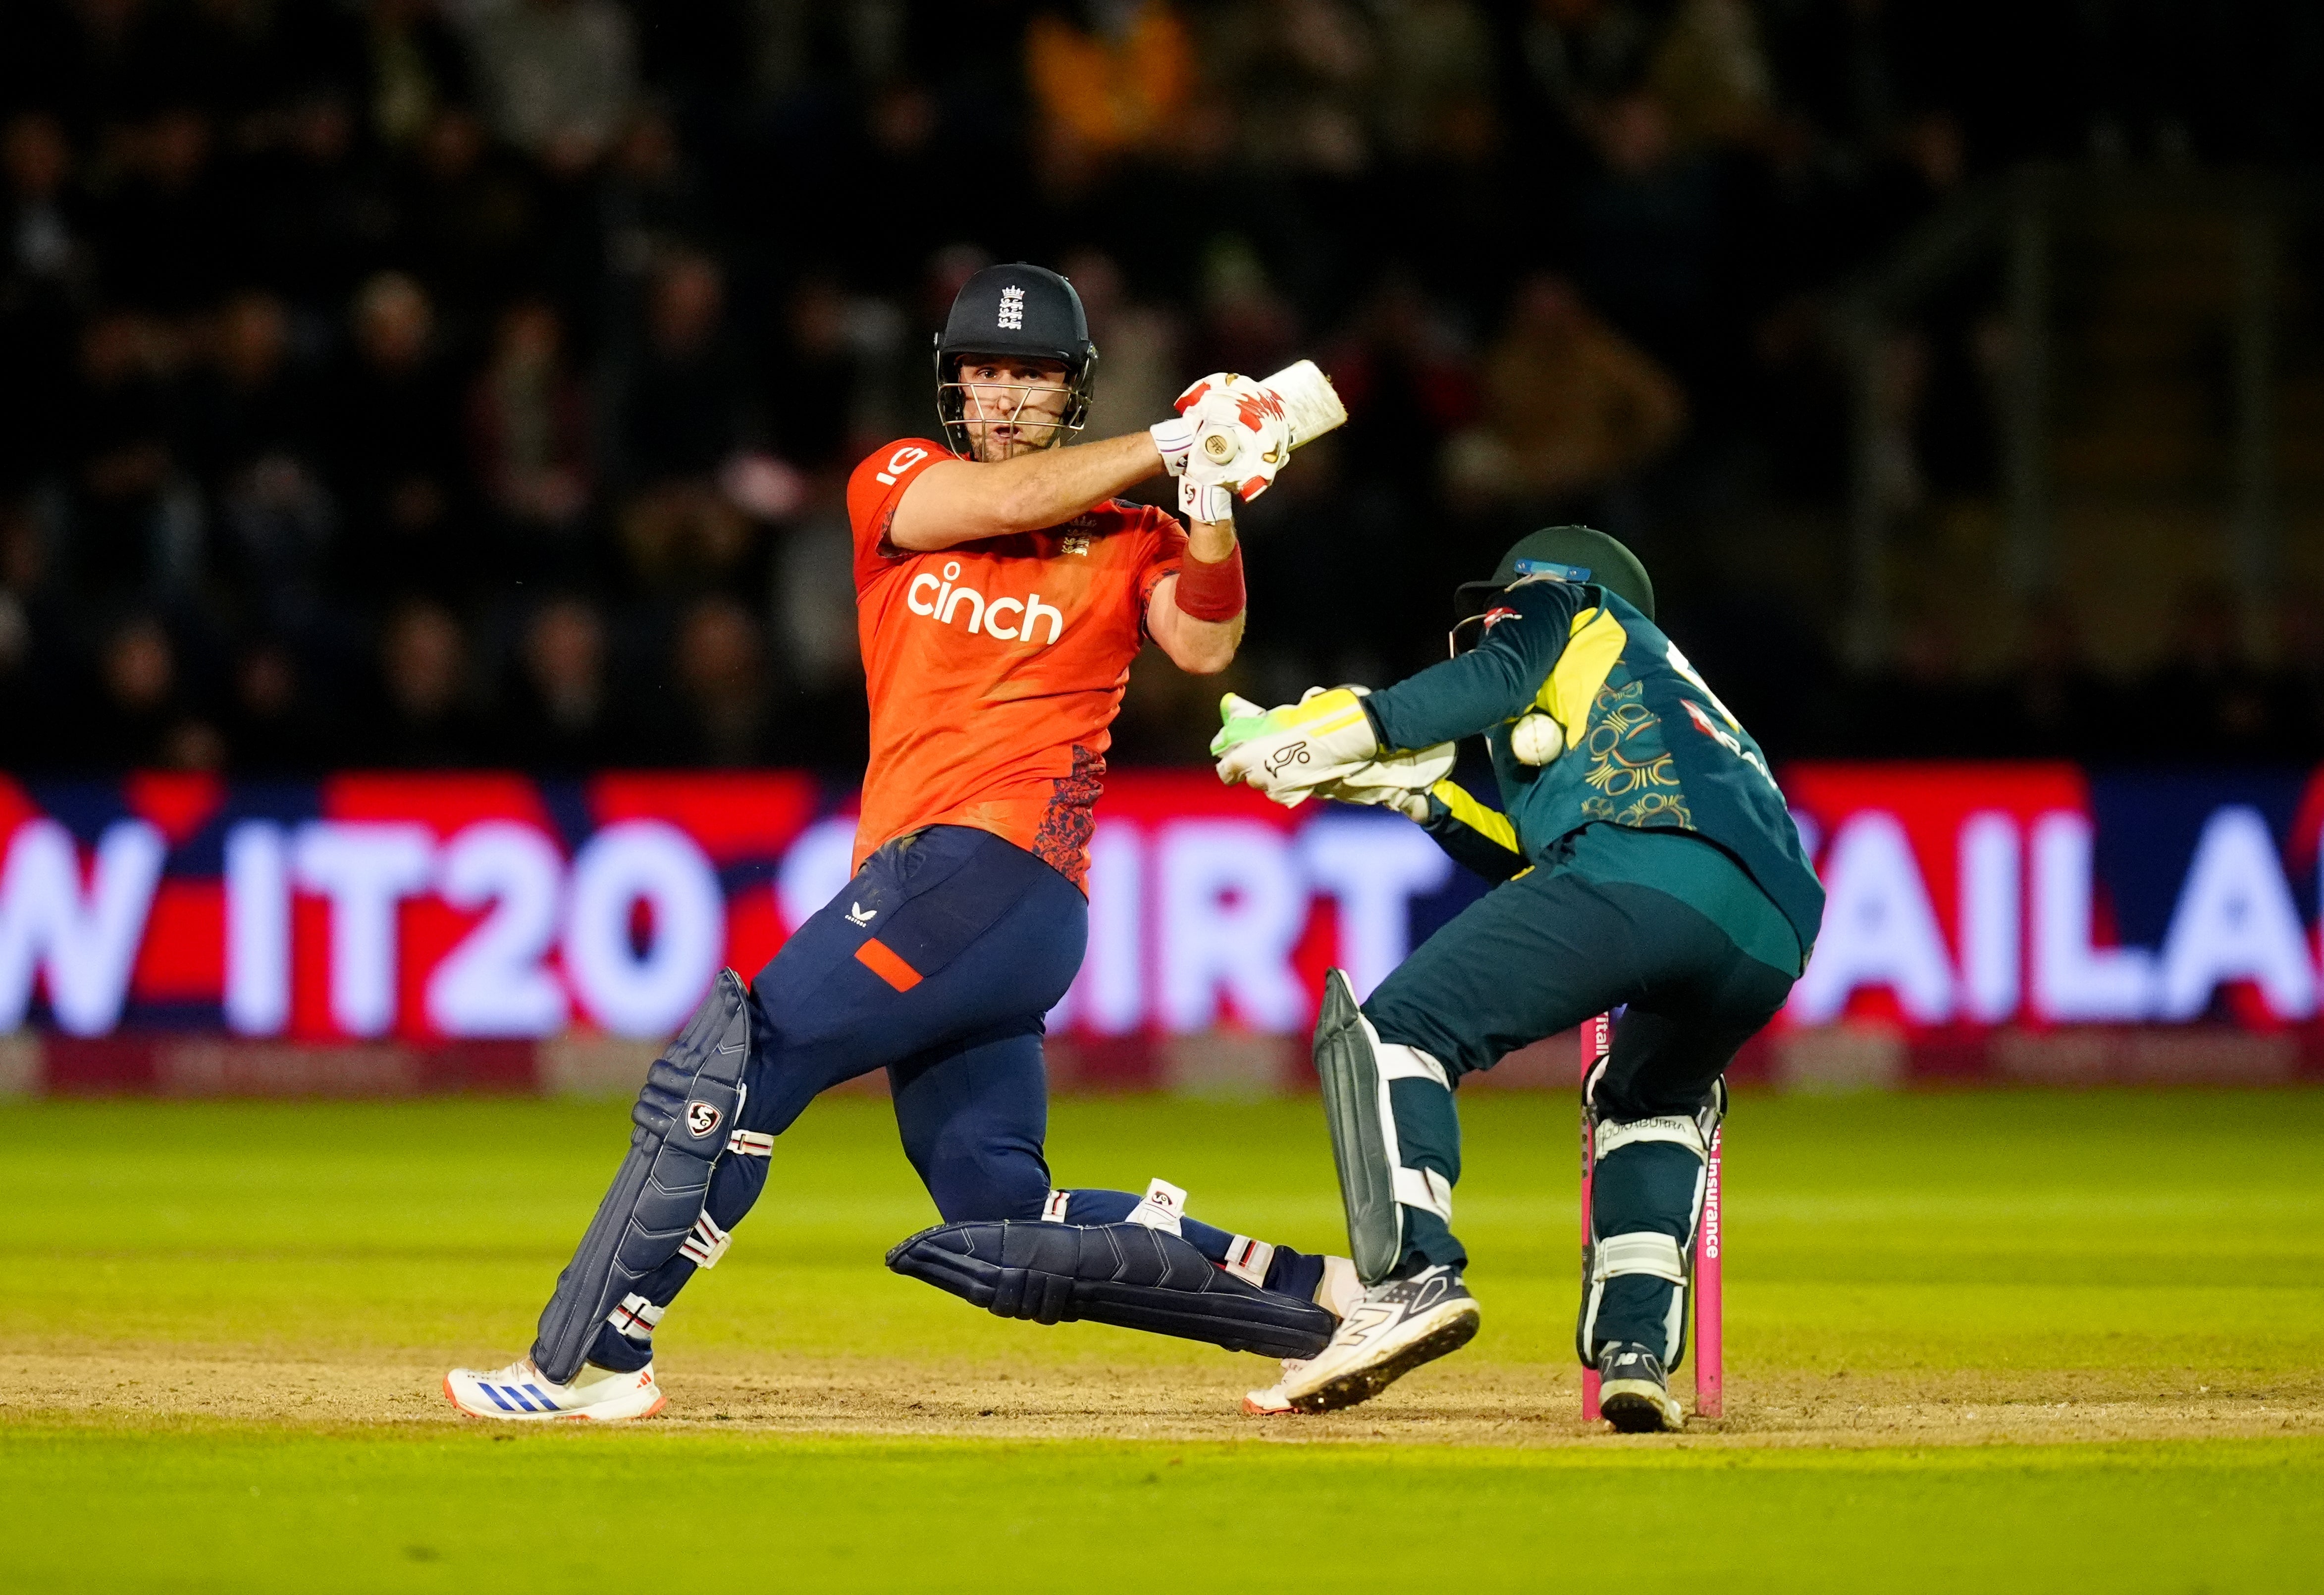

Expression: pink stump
xmin=1579 ymin=1014 xmax=1609 ymax=1424
xmin=1582 ymin=1012 xmax=1725 ymax=1423
xmin=1694 ymin=1120 xmax=1724 ymax=1419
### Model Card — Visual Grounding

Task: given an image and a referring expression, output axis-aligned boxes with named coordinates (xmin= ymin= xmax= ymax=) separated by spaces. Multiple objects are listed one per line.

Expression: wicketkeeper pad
xmin=1314 ymin=968 xmax=1406 ymax=1284
xmin=530 ymin=970 xmax=753 ymax=1383
xmin=886 ymin=1220 xmax=1336 ymax=1360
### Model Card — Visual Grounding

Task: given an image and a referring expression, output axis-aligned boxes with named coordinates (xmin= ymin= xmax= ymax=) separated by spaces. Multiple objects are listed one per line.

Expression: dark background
xmin=4 ymin=0 xmax=2323 ymax=777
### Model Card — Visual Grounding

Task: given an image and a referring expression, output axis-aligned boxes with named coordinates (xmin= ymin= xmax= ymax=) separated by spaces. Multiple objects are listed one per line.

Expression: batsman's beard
xmin=945 ymin=379 xmax=1075 ymax=460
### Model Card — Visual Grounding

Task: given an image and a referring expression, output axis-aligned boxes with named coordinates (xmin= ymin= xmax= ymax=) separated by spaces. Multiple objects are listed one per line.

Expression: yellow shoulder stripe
xmin=1533 ymin=606 xmax=1627 ymax=752
xmin=1430 ymin=779 xmax=1520 ymax=853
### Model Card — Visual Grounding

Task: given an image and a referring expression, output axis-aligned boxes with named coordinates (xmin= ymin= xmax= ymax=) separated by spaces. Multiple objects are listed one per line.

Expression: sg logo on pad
xmin=686 ymin=1103 xmax=723 ymax=1139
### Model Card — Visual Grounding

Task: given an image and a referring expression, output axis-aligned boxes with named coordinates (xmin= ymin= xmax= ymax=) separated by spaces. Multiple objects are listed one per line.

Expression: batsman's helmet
xmin=933 ymin=262 xmax=1099 ymax=456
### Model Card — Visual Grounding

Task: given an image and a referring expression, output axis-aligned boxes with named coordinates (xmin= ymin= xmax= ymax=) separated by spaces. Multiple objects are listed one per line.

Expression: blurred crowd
xmin=2 ymin=0 xmax=2321 ymax=773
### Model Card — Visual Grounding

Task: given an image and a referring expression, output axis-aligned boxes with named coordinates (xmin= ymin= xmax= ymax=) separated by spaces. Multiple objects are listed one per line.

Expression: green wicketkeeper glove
xmin=1211 ymin=687 xmax=1384 ymax=804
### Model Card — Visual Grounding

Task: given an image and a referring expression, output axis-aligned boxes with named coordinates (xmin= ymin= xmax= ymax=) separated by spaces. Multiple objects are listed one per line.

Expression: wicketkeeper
xmin=1212 ymin=527 xmax=1823 ymax=1431
xmin=447 ymin=264 xmax=1360 ymax=1421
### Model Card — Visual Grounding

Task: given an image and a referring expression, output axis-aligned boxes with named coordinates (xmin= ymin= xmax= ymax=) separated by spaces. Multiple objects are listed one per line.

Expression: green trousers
xmin=1358 ymin=824 xmax=1799 ymax=1357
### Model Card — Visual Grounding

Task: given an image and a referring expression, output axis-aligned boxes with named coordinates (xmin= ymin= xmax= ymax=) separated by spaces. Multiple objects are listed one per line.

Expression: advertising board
xmin=3 ymin=763 xmax=2320 ymax=1091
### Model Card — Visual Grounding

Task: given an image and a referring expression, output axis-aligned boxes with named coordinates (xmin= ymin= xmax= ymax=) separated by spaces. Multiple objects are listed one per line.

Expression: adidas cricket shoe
xmin=1596 ymin=1342 xmax=1685 ymax=1433
xmin=1241 ymin=1255 xmax=1367 ymax=1414
xmin=1242 ymin=1265 xmax=1479 ymax=1416
xmin=443 ymin=1356 xmax=666 ymax=1422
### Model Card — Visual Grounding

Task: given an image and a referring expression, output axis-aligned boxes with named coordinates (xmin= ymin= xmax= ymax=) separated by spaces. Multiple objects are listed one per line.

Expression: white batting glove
xmin=1150 ymin=415 xmax=1197 ymax=476
xmin=1175 ymin=372 xmax=1291 ymax=502
xmin=1153 ymin=409 xmax=1238 ymax=522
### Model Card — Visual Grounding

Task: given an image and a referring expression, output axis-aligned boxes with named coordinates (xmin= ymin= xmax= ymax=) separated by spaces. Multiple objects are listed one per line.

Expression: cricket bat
xmin=1194 ymin=360 xmax=1349 ymax=465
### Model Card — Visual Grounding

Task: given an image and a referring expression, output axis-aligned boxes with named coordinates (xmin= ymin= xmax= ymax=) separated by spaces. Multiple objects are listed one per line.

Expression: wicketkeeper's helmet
xmin=1458 ymin=524 xmax=1656 ymax=619
xmin=1449 ymin=525 xmax=1654 ymax=655
xmin=933 ymin=262 xmax=1099 ymax=456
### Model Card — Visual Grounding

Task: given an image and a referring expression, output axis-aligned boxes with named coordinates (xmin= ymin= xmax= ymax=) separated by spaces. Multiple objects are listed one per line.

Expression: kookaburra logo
xmin=998 ymin=286 xmax=1024 ymax=329
xmin=1261 ymin=741 xmax=1312 ymax=776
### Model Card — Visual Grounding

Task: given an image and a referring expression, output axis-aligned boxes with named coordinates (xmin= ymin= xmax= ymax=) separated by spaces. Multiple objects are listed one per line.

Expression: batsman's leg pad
xmin=530 ymin=970 xmax=754 ymax=1382
xmin=1577 ymin=1108 xmax=1709 ymax=1368
xmin=886 ymin=1220 xmax=1336 ymax=1360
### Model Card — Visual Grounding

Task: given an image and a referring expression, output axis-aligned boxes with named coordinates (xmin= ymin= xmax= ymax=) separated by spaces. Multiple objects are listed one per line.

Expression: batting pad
xmin=887 ymin=1220 xmax=1335 ymax=1360
xmin=530 ymin=970 xmax=753 ymax=1383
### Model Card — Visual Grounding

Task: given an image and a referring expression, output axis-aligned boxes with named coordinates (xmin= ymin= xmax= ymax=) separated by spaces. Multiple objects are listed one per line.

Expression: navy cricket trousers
xmin=743 ymin=822 xmax=1089 ymax=1218
xmin=582 ymin=824 xmax=1312 ymax=1371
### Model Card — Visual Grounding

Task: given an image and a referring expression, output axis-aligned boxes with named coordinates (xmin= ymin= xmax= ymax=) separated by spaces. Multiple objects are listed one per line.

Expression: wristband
xmin=1173 ymin=542 xmax=1245 ymax=622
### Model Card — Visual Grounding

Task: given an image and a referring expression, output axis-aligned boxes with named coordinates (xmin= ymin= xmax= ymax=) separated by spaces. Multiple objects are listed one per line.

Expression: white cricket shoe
xmin=443 ymin=1357 xmax=666 ymax=1422
xmin=1242 ymin=1265 xmax=1479 ymax=1416
xmin=1241 ymin=1254 xmax=1368 ymax=1413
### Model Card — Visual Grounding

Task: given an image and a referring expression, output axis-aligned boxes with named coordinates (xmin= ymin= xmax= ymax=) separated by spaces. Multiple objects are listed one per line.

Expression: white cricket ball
xmin=1510 ymin=713 xmax=1565 ymax=766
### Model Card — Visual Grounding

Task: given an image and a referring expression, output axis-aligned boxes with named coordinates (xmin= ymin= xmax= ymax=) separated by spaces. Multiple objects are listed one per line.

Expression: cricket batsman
xmin=1211 ymin=526 xmax=1824 ymax=1431
xmin=447 ymin=264 xmax=1358 ymax=1421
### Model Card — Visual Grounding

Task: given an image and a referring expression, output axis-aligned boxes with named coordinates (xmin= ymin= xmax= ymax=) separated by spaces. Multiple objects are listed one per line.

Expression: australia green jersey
xmin=1363 ymin=575 xmax=1825 ymax=953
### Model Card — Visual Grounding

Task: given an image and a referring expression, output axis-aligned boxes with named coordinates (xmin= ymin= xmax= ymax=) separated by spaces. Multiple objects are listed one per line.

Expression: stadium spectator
xmin=387 ymin=105 xmax=540 ymax=317
xmin=2145 ymin=587 xmax=2277 ymax=761
xmin=224 ymin=637 xmax=332 ymax=772
xmin=1 ymin=111 xmax=88 ymax=493
xmin=670 ymin=594 xmax=772 ymax=767
xmin=197 ymin=290 xmax=337 ymax=641
xmin=96 ymin=106 xmax=232 ymax=314
xmin=2000 ymin=594 xmax=2121 ymax=761
xmin=364 ymin=0 xmax=476 ymax=153
xmin=0 ymin=0 xmax=2308 ymax=775
xmin=1064 ymin=249 xmax=1182 ymax=454
xmin=616 ymin=252 xmax=751 ymax=485
xmin=1442 ymin=274 xmax=1683 ymax=517
xmin=371 ymin=596 xmax=483 ymax=766
xmin=468 ymin=296 xmax=593 ymax=585
xmin=87 ymin=612 xmax=221 ymax=770
xmin=329 ymin=271 xmax=466 ymax=606
xmin=66 ymin=309 xmax=189 ymax=606
xmin=503 ymin=593 xmax=622 ymax=769
xmin=1025 ymin=0 xmax=1194 ymax=184
xmin=465 ymin=0 xmax=637 ymax=171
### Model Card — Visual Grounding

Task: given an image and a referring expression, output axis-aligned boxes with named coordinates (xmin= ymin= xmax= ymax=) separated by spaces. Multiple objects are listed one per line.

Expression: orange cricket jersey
xmin=846 ymin=438 xmax=1187 ymax=888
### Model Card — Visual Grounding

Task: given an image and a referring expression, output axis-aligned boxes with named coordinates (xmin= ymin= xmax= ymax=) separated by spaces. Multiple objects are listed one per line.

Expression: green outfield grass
xmin=4 ymin=1087 xmax=2322 ymax=1591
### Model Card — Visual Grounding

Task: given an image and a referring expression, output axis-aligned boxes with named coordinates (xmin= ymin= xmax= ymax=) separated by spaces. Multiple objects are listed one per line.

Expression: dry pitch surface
xmin=4 ymin=1089 xmax=2321 ymax=1589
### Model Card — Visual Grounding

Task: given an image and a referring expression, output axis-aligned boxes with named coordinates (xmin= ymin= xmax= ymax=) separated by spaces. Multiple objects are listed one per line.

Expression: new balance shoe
xmin=443 ymin=1356 xmax=666 ymax=1422
xmin=1242 ymin=1265 xmax=1479 ymax=1415
xmin=1596 ymin=1341 xmax=1685 ymax=1433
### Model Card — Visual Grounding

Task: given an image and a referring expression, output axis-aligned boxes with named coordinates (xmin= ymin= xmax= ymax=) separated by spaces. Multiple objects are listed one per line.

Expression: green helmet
xmin=1455 ymin=525 xmax=1656 ymax=622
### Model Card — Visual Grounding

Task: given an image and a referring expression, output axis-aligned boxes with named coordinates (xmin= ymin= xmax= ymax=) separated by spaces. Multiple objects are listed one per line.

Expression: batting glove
xmin=1176 ymin=372 xmax=1291 ymax=498
xmin=1150 ymin=409 xmax=1238 ymax=523
xmin=1211 ymin=687 xmax=1382 ymax=801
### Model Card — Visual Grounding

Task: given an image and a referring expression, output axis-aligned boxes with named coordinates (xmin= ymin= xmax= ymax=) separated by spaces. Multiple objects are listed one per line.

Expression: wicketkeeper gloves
xmin=1308 ymin=742 xmax=1459 ymax=819
xmin=1212 ymin=690 xmax=1454 ymax=812
xmin=1212 ymin=687 xmax=1382 ymax=802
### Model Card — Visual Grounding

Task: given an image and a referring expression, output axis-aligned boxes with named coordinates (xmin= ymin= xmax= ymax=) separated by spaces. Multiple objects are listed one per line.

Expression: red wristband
xmin=1173 ymin=542 xmax=1245 ymax=622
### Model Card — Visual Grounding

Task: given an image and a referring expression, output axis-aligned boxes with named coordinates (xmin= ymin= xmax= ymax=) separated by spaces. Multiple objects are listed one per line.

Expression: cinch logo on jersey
xmin=906 ymin=559 xmax=1066 ymax=645
xmin=998 ymin=285 xmax=1024 ymax=329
